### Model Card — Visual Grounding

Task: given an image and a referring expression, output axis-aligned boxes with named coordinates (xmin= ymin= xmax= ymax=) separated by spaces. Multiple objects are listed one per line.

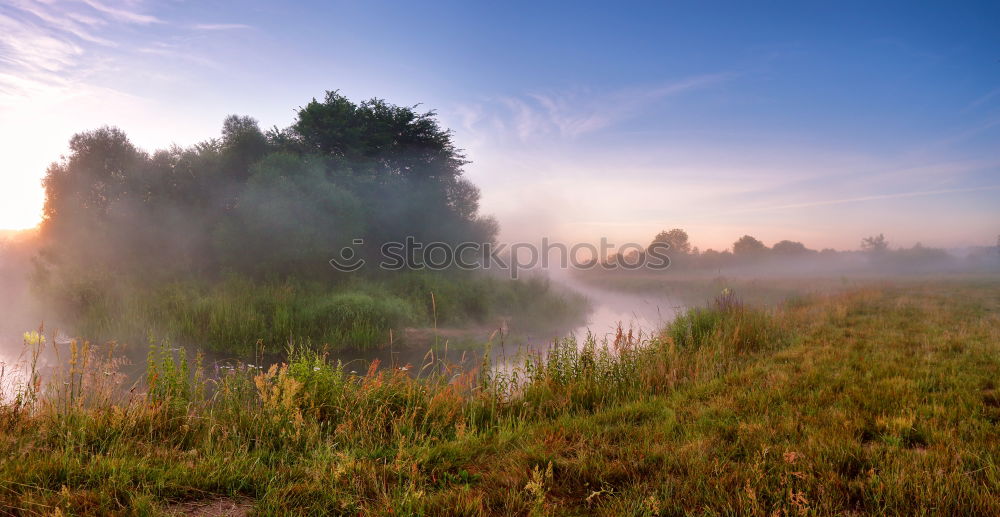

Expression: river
xmin=0 ymin=273 xmax=685 ymax=397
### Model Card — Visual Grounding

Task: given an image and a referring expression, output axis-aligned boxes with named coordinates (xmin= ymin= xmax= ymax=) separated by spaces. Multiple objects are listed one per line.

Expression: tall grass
xmin=55 ymin=276 xmax=419 ymax=353
xmin=3 ymin=282 xmax=998 ymax=514
xmin=1 ymin=290 xmax=766 ymax=510
xmin=43 ymin=271 xmax=588 ymax=354
xmin=668 ymin=288 xmax=782 ymax=353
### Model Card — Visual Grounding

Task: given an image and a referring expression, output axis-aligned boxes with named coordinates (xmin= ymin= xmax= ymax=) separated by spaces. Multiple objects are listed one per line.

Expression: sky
xmin=0 ymin=0 xmax=998 ymax=251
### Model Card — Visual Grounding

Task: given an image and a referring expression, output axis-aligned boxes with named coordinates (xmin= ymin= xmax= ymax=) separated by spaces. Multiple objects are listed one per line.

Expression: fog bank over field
xmin=0 ymin=84 xmax=995 ymax=371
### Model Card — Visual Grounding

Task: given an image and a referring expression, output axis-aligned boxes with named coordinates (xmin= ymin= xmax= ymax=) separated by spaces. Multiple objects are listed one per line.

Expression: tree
xmin=895 ymin=242 xmax=951 ymax=270
xmin=42 ymin=127 xmax=143 ymax=226
xmin=40 ymin=126 xmax=148 ymax=271
xmin=288 ymin=91 xmax=489 ymax=246
xmin=214 ymin=153 xmax=363 ymax=276
xmin=772 ymin=240 xmax=810 ymax=256
xmin=37 ymin=90 xmax=498 ymax=282
xmin=649 ymin=228 xmax=691 ymax=254
xmin=699 ymin=248 xmax=730 ymax=270
xmin=861 ymin=234 xmax=888 ymax=253
xmin=732 ymin=235 xmax=768 ymax=257
xmin=290 ymin=91 xmax=467 ymax=183
xmin=220 ymin=115 xmax=269 ymax=183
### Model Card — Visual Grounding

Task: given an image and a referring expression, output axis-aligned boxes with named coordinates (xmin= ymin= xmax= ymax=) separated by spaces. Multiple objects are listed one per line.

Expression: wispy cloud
xmin=0 ymin=0 xmax=164 ymax=106
xmin=0 ymin=0 xmax=230 ymax=106
xmin=0 ymin=13 xmax=83 ymax=73
xmin=964 ymin=86 xmax=1000 ymax=112
xmin=5 ymin=0 xmax=115 ymax=46
xmin=463 ymin=73 xmax=733 ymax=141
xmin=136 ymin=45 xmax=219 ymax=68
xmin=526 ymin=73 xmax=731 ymax=138
xmin=78 ymin=0 xmax=161 ymax=25
xmin=723 ymin=184 xmax=1000 ymax=215
xmin=0 ymin=11 xmax=82 ymax=105
xmin=192 ymin=23 xmax=251 ymax=31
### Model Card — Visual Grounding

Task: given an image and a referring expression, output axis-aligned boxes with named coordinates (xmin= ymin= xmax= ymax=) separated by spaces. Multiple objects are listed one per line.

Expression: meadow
xmin=1 ymin=277 xmax=998 ymax=515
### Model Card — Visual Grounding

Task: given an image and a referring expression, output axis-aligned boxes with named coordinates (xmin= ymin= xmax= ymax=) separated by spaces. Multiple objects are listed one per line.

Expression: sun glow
xmin=0 ymin=176 xmax=44 ymax=231
xmin=0 ymin=107 xmax=53 ymax=231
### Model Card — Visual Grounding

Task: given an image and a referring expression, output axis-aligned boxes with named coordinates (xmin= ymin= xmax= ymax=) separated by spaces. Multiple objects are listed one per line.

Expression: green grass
xmin=44 ymin=271 xmax=588 ymax=354
xmin=575 ymin=269 xmax=901 ymax=307
xmin=2 ymin=279 xmax=999 ymax=515
xmin=59 ymin=275 xmax=418 ymax=353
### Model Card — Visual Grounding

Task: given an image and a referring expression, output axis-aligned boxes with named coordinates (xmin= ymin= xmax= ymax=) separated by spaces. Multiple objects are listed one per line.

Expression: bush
xmin=667 ymin=290 xmax=783 ymax=353
xmin=45 ymin=270 xmax=588 ymax=354
xmin=303 ymin=292 xmax=414 ymax=347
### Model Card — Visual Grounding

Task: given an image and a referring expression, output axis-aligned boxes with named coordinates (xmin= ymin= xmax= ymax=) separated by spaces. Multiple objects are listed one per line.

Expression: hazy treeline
xmin=607 ymin=229 xmax=999 ymax=274
xmin=38 ymin=91 xmax=496 ymax=281
xmin=24 ymin=91 xmax=585 ymax=350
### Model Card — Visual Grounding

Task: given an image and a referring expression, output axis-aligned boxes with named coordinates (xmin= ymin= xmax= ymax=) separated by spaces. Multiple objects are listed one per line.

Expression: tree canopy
xmin=38 ymin=91 xmax=496 ymax=281
xmin=732 ymin=235 xmax=768 ymax=257
xmin=772 ymin=240 xmax=811 ymax=256
xmin=649 ymin=228 xmax=691 ymax=254
xmin=861 ymin=234 xmax=889 ymax=253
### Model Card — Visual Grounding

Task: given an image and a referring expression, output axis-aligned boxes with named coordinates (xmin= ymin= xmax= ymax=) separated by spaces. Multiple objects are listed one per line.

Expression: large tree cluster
xmin=38 ymin=91 xmax=497 ymax=280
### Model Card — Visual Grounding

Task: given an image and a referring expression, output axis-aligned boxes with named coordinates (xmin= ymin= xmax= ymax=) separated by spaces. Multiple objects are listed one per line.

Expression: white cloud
xmin=461 ymin=73 xmax=732 ymax=141
xmin=0 ymin=0 xmax=163 ymax=106
xmin=0 ymin=13 xmax=83 ymax=73
xmin=5 ymin=0 xmax=115 ymax=45
xmin=137 ymin=45 xmax=219 ymax=68
xmin=192 ymin=23 xmax=252 ymax=31
xmin=964 ymin=86 xmax=1000 ymax=112
xmin=721 ymin=184 xmax=1000 ymax=215
xmin=78 ymin=0 xmax=161 ymax=25
xmin=528 ymin=73 xmax=731 ymax=138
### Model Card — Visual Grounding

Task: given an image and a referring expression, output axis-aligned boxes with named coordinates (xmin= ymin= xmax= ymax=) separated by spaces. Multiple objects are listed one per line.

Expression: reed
xmin=45 ymin=272 xmax=588 ymax=355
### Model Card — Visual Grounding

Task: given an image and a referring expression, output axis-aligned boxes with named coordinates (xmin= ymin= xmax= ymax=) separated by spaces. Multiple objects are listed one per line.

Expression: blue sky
xmin=1 ymin=1 xmax=997 ymax=249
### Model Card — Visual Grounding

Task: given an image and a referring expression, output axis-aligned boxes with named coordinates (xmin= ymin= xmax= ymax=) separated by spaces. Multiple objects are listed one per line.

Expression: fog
xmin=0 ymin=90 xmax=997 ymax=397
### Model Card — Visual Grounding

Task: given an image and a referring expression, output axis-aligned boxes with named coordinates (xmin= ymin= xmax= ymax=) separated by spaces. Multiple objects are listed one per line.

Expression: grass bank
xmin=1 ymin=279 xmax=999 ymax=514
xmin=573 ymin=270 xmax=997 ymax=307
xmin=40 ymin=271 xmax=588 ymax=354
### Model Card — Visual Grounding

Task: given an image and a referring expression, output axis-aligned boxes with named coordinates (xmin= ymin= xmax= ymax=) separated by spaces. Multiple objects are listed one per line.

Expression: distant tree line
xmin=36 ymin=91 xmax=497 ymax=283
xmin=605 ymin=229 xmax=993 ymax=272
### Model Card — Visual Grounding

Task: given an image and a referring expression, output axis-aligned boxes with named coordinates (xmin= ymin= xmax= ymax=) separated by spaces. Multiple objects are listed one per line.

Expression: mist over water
xmin=3 ymin=228 xmax=998 ymax=397
xmin=0 ymin=252 xmax=686 ymax=397
xmin=546 ymin=268 xmax=682 ymax=341
xmin=0 ymin=90 xmax=996 ymax=398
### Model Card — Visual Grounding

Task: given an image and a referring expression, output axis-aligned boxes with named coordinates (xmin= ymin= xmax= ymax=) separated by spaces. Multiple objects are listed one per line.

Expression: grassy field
xmin=1 ymin=278 xmax=998 ymax=515
xmin=574 ymin=270 xmax=897 ymax=307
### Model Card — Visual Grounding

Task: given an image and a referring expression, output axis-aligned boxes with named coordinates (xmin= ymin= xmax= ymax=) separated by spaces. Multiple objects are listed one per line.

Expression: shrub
xmin=667 ymin=290 xmax=782 ymax=353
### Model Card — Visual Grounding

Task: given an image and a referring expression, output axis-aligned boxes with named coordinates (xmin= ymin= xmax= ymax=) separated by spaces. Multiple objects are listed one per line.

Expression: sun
xmin=1 ymin=114 xmax=55 ymax=232
xmin=0 ymin=177 xmax=44 ymax=231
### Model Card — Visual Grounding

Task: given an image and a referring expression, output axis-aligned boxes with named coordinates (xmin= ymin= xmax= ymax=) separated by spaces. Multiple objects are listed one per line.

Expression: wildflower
xmin=23 ymin=331 xmax=45 ymax=346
